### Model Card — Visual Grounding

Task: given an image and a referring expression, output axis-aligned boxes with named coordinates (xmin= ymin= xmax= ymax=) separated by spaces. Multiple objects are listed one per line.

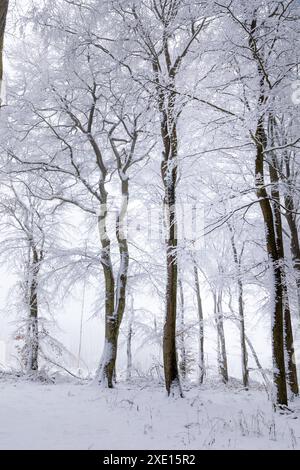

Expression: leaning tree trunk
xmin=0 ymin=0 xmax=8 ymax=100
xmin=213 ymin=290 xmax=228 ymax=384
xmin=193 ymin=259 xmax=205 ymax=384
xmin=228 ymin=300 xmax=270 ymax=391
xmin=245 ymin=335 xmax=270 ymax=389
xmin=229 ymin=226 xmax=249 ymax=388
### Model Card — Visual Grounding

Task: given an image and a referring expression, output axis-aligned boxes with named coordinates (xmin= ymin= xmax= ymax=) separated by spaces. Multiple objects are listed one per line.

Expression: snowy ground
xmin=0 ymin=374 xmax=300 ymax=450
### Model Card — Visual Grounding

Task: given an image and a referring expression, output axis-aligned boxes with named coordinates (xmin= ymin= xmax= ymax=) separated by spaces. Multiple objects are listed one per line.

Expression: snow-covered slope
xmin=0 ymin=377 xmax=299 ymax=450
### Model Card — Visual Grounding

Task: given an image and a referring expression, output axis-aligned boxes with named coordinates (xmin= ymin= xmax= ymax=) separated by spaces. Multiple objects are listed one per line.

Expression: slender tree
xmin=192 ymin=257 xmax=205 ymax=384
xmin=118 ymin=0 xmax=210 ymax=395
xmin=0 ymin=0 xmax=8 ymax=100
xmin=213 ymin=288 xmax=228 ymax=383
xmin=217 ymin=0 xmax=300 ymax=408
xmin=126 ymin=296 xmax=134 ymax=381
xmin=0 ymin=181 xmax=60 ymax=373
xmin=178 ymin=278 xmax=187 ymax=379
xmin=228 ymin=223 xmax=249 ymax=388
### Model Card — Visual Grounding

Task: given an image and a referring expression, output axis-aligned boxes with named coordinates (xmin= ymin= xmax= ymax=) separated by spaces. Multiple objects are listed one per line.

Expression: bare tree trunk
xmin=248 ymin=17 xmax=288 ymax=407
xmin=129 ymin=0 xmax=204 ymax=396
xmin=285 ymin=201 xmax=300 ymax=317
xmin=96 ymin=188 xmax=116 ymax=388
xmin=236 ymin=279 xmax=248 ymax=387
xmin=245 ymin=335 xmax=270 ymax=392
xmin=126 ymin=296 xmax=134 ymax=381
xmin=96 ymin=178 xmax=130 ymax=388
xmin=77 ymin=281 xmax=86 ymax=372
xmin=283 ymin=151 xmax=300 ymax=319
xmin=193 ymin=259 xmax=205 ymax=384
xmin=253 ymin=117 xmax=288 ymax=406
xmin=178 ymin=279 xmax=187 ymax=379
xmin=26 ymin=246 xmax=41 ymax=372
xmin=213 ymin=290 xmax=228 ymax=383
xmin=228 ymin=293 xmax=270 ymax=391
xmin=268 ymin=128 xmax=298 ymax=397
xmin=0 ymin=0 xmax=8 ymax=100
xmin=229 ymin=226 xmax=249 ymax=388
xmin=163 ymin=186 xmax=181 ymax=395
xmin=284 ymin=305 xmax=298 ymax=396
xmin=154 ymin=66 xmax=181 ymax=396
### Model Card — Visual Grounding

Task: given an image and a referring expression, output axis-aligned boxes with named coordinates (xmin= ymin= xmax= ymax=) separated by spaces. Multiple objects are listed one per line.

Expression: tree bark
xmin=248 ymin=17 xmax=288 ymax=407
xmin=26 ymin=246 xmax=41 ymax=372
xmin=213 ymin=290 xmax=228 ymax=383
xmin=96 ymin=186 xmax=116 ymax=388
xmin=126 ymin=297 xmax=134 ymax=381
xmin=253 ymin=118 xmax=288 ymax=406
xmin=178 ymin=279 xmax=187 ymax=379
xmin=153 ymin=60 xmax=181 ymax=396
xmin=229 ymin=226 xmax=249 ymax=388
xmin=193 ymin=260 xmax=205 ymax=384
xmin=267 ymin=127 xmax=298 ymax=397
xmin=283 ymin=151 xmax=300 ymax=319
xmin=0 ymin=0 xmax=8 ymax=100
xmin=96 ymin=177 xmax=130 ymax=388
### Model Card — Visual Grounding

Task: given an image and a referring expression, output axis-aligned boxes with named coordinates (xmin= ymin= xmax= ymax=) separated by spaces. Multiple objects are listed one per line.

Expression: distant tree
xmin=0 ymin=179 xmax=62 ymax=373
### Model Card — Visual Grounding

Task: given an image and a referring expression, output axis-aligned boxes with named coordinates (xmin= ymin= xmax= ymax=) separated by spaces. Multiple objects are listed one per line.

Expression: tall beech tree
xmin=218 ymin=0 xmax=300 ymax=407
xmin=114 ymin=0 xmax=212 ymax=395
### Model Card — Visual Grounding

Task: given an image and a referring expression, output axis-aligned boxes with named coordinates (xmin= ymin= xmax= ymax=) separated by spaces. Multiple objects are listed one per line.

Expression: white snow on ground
xmin=0 ymin=376 xmax=300 ymax=450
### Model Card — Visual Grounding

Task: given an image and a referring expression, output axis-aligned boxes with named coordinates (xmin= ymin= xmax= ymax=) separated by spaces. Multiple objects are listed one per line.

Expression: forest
xmin=0 ymin=0 xmax=300 ymax=451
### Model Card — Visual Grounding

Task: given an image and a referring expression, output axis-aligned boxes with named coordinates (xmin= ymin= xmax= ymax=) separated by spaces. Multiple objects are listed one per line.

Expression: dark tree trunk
xmin=153 ymin=60 xmax=181 ymax=396
xmin=0 ymin=0 xmax=8 ymax=94
xmin=283 ymin=152 xmax=300 ymax=319
xmin=163 ymin=185 xmax=180 ymax=394
xmin=248 ymin=17 xmax=288 ymax=407
xmin=253 ymin=117 xmax=288 ymax=406
xmin=268 ymin=133 xmax=298 ymax=397
xmin=284 ymin=305 xmax=298 ymax=396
